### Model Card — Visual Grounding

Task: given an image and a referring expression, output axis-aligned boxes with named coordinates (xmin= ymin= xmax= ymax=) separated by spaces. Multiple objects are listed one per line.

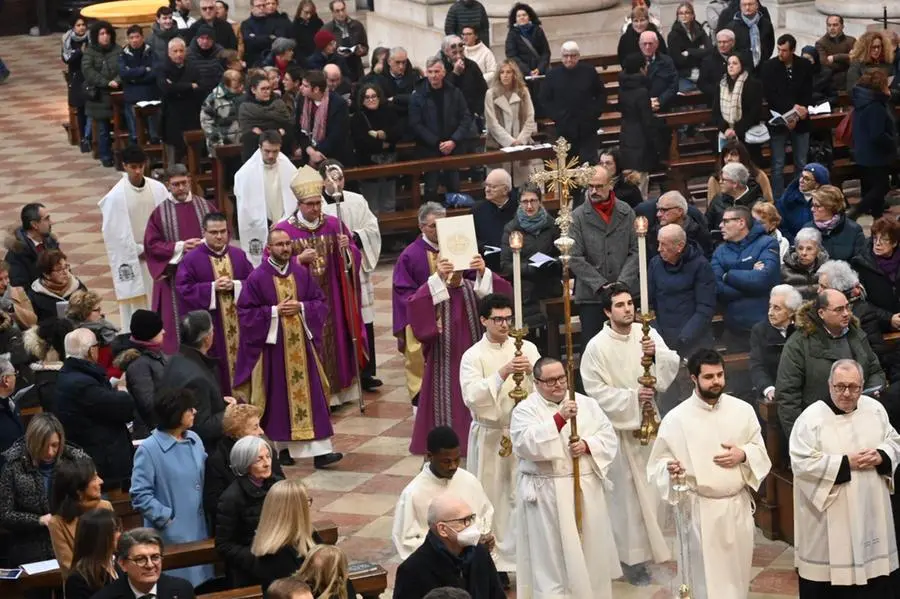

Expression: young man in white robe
xmin=647 ymin=348 xmax=771 ymax=599
xmin=581 ymin=284 xmax=679 ymax=584
xmin=459 ymin=292 xmax=541 ymax=574
xmin=99 ymin=145 xmax=167 ymax=331
xmin=392 ymin=426 xmax=497 ymax=561
xmin=790 ymin=358 xmax=900 ymax=599
xmin=234 ymin=130 xmax=297 ymax=266
xmin=511 ymin=356 xmax=621 ymax=599
xmin=319 ymin=159 xmax=383 ymax=391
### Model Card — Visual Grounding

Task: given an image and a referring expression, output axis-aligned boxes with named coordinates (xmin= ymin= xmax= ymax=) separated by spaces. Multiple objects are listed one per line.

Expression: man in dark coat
xmin=707 ymin=162 xmax=764 ymax=233
xmin=4 ymin=203 xmax=60 ymax=288
xmin=93 ymin=528 xmax=197 ymax=599
xmin=698 ymin=28 xmax=735 ymax=98
xmin=119 ymin=25 xmax=160 ymax=144
xmin=185 ymin=0 xmax=237 ymax=50
xmin=159 ymin=310 xmax=233 ymax=451
xmin=444 ymin=0 xmax=490 ymax=45
xmin=186 ymin=24 xmax=225 ymax=96
xmin=377 ymin=47 xmax=420 ymax=126
xmin=0 ymin=357 xmax=23 ymax=468
xmin=393 ymin=492 xmax=505 ymax=599
xmin=722 ymin=0 xmax=774 ymax=72
xmin=322 ymin=0 xmax=368 ymax=81
xmin=440 ymin=35 xmax=487 ymax=121
xmin=540 ymin=41 xmax=606 ymax=165
xmin=157 ymin=37 xmax=204 ymax=165
xmin=241 ymin=0 xmax=290 ymax=68
xmin=640 ymin=31 xmax=678 ymax=112
xmin=56 ymin=328 xmax=134 ymax=490
xmin=293 ymin=69 xmax=355 ymax=168
xmin=635 ymin=191 xmax=712 ymax=258
xmin=148 ymin=6 xmax=182 ymax=64
xmin=409 ymin=58 xmax=476 ymax=202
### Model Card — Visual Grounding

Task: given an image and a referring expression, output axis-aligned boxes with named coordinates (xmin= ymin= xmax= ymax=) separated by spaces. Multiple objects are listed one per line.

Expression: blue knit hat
xmin=803 ymin=162 xmax=829 ymax=185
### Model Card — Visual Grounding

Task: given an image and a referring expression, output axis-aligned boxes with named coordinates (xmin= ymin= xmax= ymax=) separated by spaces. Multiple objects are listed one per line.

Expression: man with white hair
xmin=377 ymin=47 xmax=419 ymax=122
xmin=699 ymin=28 xmax=736 ymax=97
xmin=473 ymin=168 xmax=516 ymax=273
xmin=648 ymin=190 xmax=712 ymax=258
xmin=639 ymin=31 xmax=677 ymax=113
xmin=56 ymin=328 xmax=135 ymax=490
xmin=439 ymin=34 xmax=487 ymax=120
xmin=790 ymin=358 xmax=900 ymax=598
xmin=541 ymin=41 xmax=607 ymax=164
xmin=0 ymin=356 xmax=21 ymax=457
xmin=707 ymin=161 xmax=763 ymax=233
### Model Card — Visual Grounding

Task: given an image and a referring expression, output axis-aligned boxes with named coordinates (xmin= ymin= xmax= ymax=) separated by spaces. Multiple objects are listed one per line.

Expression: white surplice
xmin=790 ymin=396 xmax=900 ymax=586
xmin=322 ymin=189 xmax=381 ymax=324
xmin=99 ymin=174 xmax=167 ymax=331
xmin=391 ymin=463 xmax=495 ymax=560
xmin=234 ymin=149 xmax=297 ymax=266
xmin=459 ymin=333 xmax=541 ymax=571
xmin=647 ymin=392 xmax=771 ymax=599
xmin=511 ymin=390 xmax=622 ymax=599
xmin=581 ymin=321 xmax=679 ymax=565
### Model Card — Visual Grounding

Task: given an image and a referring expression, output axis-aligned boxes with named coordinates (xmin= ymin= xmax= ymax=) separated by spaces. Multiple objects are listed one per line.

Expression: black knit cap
xmin=130 ymin=309 xmax=164 ymax=341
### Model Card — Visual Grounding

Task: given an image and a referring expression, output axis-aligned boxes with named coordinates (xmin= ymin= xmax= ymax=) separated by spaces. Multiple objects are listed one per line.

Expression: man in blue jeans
xmin=761 ymin=33 xmax=813 ymax=198
xmin=0 ymin=56 xmax=9 ymax=84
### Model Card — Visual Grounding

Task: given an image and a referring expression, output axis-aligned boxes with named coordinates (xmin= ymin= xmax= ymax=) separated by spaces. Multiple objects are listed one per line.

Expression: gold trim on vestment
xmin=273 ymin=274 xmax=316 ymax=441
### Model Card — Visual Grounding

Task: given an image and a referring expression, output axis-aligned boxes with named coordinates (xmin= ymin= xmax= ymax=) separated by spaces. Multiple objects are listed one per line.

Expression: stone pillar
xmin=815 ymin=0 xmax=899 ymax=19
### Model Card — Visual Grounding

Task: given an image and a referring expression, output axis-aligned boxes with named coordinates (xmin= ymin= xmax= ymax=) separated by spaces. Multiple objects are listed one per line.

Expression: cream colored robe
xmin=581 ymin=321 xmax=679 ymax=565
xmin=511 ymin=390 xmax=621 ymax=599
xmin=459 ymin=332 xmax=541 ymax=571
xmin=391 ymin=464 xmax=495 ymax=560
xmin=790 ymin=396 xmax=900 ymax=586
xmin=647 ymin=392 xmax=771 ymax=599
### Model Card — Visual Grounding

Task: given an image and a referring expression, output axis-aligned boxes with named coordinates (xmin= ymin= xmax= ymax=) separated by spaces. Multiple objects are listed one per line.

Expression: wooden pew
xmin=184 ymin=130 xmax=214 ymax=198
xmin=199 ymin=563 xmax=389 ymax=599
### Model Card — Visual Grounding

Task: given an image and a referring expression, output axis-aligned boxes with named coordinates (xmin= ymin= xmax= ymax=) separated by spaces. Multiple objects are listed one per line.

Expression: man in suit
xmin=93 ymin=528 xmax=196 ymax=599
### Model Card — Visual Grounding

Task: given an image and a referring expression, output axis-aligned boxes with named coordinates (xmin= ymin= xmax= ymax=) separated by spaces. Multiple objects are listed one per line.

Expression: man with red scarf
xmin=292 ymin=69 xmax=354 ymax=168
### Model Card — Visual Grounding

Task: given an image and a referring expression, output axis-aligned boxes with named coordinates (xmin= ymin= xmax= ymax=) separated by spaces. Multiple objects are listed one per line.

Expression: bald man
xmin=394 ymin=493 xmax=505 ymax=599
xmin=473 ymin=168 xmax=517 ymax=273
xmin=323 ymin=63 xmax=352 ymax=104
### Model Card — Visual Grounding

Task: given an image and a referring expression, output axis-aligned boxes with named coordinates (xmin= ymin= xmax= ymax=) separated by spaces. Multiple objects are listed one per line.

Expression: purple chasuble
xmin=175 ymin=244 xmax=254 ymax=394
xmin=407 ymin=272 xmax=512 ymax=456
xmin=144 ymin=196 xmax=215 ymax=354
xmin=391 ymin=236 xmax=439 ymax=338
xmin=271 ymin=215 xmax=367 ymax=397
xmin=233 ymin=260 xmax=333 ymax=442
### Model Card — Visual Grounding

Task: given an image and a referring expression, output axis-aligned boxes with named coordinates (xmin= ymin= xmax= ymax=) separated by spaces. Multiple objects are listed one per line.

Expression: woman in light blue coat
xmin=130 ymin=388 xmax=214 ymax=588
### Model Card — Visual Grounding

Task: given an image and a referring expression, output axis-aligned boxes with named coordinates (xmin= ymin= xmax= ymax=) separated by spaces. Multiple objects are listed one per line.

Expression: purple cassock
xmin=175 ymin=243 xmax=254 ymax=395
xmin=407 ymin=271 xmax=512 ymax=456
xmin=232 ymin=259 xmax=334 ymax=443
xmin=272 ymin=215 xmax=368 ymax=400
xmin=144 ymin=196 xmax=216 ymax=354
xmin=391 ymin=236 xmax=439 ymax=340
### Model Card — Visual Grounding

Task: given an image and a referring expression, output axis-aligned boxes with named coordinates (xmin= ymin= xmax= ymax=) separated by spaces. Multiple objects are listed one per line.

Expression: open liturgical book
xmin=436 ymin=215 xmax=478 ymax=271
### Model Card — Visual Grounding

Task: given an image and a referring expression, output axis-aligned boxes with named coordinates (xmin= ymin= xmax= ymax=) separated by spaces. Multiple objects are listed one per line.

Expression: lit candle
xmin=510 ymin=231 xmax=524 ymax=329
xmin=634 ymin=216 xmax=649 ymax=315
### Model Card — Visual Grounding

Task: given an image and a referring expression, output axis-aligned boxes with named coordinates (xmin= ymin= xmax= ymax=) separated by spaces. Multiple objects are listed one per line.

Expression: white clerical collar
xmin=293 ymin=211 xmax=322 ymax=229
xmin=691 ymin=392 xmax=721 ymax=411
xmin=268 ymin=257 xmax=289 ymax=275
xmin=422 ymin=235 xmax=439 ymax=251
xmin=421 ymin=463 xmax=451 ymax=486
xmin=128 ymin=579 xmax=157 ymax=599
xmin=603 ymin=322 xmax=634 ymax=342
xmin=168 ymin=194 xmax=194 ymax=204
xmin=482 ymin=332 xmax=510 ymax=350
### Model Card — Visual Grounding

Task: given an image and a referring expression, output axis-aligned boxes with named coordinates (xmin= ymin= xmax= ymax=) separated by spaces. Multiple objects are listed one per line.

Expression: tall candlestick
xmin=635 ymin=216 xmax=649 ymax=314
xmin=510 ymin=231 xmax=524 ymax=329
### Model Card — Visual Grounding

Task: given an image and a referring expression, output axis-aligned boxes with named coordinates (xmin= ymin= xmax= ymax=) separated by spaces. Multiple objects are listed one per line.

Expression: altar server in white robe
xmin=511 ymin=356 xmax=621 ymax=599
xmin=581 ymin=284 xmax=678 ymax=582
xmin=319 ymin=159 xmax=384 ymax=391
xmin=647 ymin=348 xmax=771 ymax=599
xmin=234 ymin=130 xmax=297 ymax=266
xmin=99 ymin=145 xmax=167 ymax=331
xmin=392 ymin=425 xmax=497 ymax=560
xmin=790 ymin=358 xmax=900 ymax=599
xmin=459 ymin=292 xmax=541 ymax=572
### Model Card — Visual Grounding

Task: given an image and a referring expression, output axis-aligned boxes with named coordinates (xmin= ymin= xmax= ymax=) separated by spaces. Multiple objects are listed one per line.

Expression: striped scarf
xmin=300 ymin=93 xmax=331 ymax=145
xmin=719 ymin=70 xmax=747 ymax=128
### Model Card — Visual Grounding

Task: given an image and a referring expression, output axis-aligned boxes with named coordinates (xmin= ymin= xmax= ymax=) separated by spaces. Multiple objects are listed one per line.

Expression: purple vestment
xmin=407 ymin=272 xmax=512 ymax=456
xmin=391 ymin=236 xmax=439 ymax=339
xmin=272 ymin=215 xmax=367 ymax=398
xmin=175 ymin=244 xmax=254 ymax=394
xmin=144 ymin=197 xmax=215 ymax=354
xmin=233 ymin=260 xmax=333 ymax=442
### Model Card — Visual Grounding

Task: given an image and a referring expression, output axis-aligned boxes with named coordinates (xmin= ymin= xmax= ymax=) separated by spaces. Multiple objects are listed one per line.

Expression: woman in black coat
xmin=598 ymin=147 xmax=644 ymax=208
xmin=617 ymin=53 xmax=659 ymax=174
xmin=113 ymin=310 xmax=167 ymax=439
xmin=666 ymin=1 xmax=710 ymax=92
xmin=617 ymin=5 xmax=667 ymax=67
xmin=749 ymin=285 xmax=801 ymax=401
xmin=215 ymin=435 xmax=281 ymax=587
xmin=351 ymin=82 xmax=403 ymax=213
xmin=505 ymin=3 xmax=550 ymax=77
xmin=852 ymin=217 xmax=900 ymax=319
xmin=712 ymin=52 xmax=763 ymax=144
xmin=291 ymin=0 xmax=323 ymax=64
xmin=62 ymin=16 xmax=91 ymax=152
xmin=849 ymin=69 xmax=898 ymax=219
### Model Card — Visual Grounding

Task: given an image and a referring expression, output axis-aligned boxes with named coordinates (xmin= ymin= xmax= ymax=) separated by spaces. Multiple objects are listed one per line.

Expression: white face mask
xmin=455 ymin=523 xmax=481 ymax=547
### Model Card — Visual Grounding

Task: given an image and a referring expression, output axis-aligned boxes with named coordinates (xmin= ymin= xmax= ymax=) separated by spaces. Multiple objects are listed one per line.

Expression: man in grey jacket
xmin=569 ymin=165 xmax=639 ymax=348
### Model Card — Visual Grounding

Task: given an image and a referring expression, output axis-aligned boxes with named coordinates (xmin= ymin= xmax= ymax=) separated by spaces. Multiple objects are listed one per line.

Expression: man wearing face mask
xmin=393 ymin=491 xmax=505 ymax=599
xmin=392 ymin=426 xmax=496 ymax=561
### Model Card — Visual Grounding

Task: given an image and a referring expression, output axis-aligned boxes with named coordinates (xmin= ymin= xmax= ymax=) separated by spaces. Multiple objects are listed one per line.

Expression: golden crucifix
xmin=529 ymin=137 xmax=594 ymax=536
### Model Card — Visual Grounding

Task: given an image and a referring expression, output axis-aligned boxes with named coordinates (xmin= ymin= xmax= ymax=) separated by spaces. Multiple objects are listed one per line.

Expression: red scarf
xmin=300 ymin=92 xmax=330 ymax=144
xmin=274 ymin=55 xmax=289 ymax=79
xmin=591 ymin=192 xmax=617 ymax=224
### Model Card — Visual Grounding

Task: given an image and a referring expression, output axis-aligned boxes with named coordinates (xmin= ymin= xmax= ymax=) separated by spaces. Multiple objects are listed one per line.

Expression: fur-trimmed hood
xmin=793 ymin=300 xmax=860 ymax=337
xmin=23 ymin=326 xmax=61 ymax=362
xmin=3 ymin=227 xmax=58 ymax=255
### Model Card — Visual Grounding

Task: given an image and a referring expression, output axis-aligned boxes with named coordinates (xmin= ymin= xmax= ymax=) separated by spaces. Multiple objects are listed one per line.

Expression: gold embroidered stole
xmin=210 ymin=253 xmax=239 ymax=383
xmin=273 ymin=273 xmax=316 ymax=441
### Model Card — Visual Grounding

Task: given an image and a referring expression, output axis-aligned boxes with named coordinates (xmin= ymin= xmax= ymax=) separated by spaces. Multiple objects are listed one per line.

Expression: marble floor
xmin=0 ymin=34 xmax=800 ymax=597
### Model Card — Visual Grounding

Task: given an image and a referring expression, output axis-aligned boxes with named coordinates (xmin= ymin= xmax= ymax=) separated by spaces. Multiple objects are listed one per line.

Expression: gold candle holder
xmin=633 ymin=311 xmax=660 ymax=446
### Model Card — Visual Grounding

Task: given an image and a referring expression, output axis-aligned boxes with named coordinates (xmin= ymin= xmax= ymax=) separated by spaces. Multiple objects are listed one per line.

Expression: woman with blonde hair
xmin=253 ymin=479 xmax=318 ymax=595
xmin=804 ymin=185 xmax=866 ymax=261
xmin=846 ymin=30 xmax=895 ymax=90
xmin=751 ymin=201 xmax=788 ymax=261
xmin=66 ymin=289 xmax=120 ymax=373
xmin=484 ymin=59 xmax=538 ymax=184
xmin=62 ymin=508 xmax=121 ymax=599
xmin=295 ymin=545 xmax=355 ymax=599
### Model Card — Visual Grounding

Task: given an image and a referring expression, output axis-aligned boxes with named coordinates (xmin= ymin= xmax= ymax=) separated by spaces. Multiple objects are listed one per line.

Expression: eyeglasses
xmin=363 ymin=94 xmax=379 ymax=100
xmin=125 ymin=554 xmax=162 ymax=567
xmin=831 ymin=383 xmax=861 ymax=395
xmin=200 ymin=5 xmax=215 ymax=9
xmin=826 ymin=304 xmax=851 ymax=314
xmin=656 ymin=206 xmax=678 ymax=213
xmin=720 ymin=217 xmax=742 ymax=224
xmin=535 ymin=374 xmax=567 ymax=386
xmin=442 ymin=514 xmax=476 ymax=527
xmin=448 ymin=43 xmax=463 ymax=49
xmin=520 ymin=199 xmax=540 ymax=206
xmin=874 ymin=236 xmax=895 ymax=246
xmin=487 ymin=316 xmax=514 ymax=326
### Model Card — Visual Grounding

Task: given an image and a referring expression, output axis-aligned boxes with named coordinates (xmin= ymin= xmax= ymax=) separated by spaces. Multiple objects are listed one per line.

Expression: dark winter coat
xmin=706 ymin=181 xmax=764 ymax=233
xmin=393 ymin=530 xmax=505 ymax=599
xmin=781 ymin=248 xmax=829 ymax=300
xmin=711 ymin=222 xmax=781 ymax=333
xmin=147 ymin=22 xmax=181 ymax=65
xmin=815 ymin=33 xmax=855 ymax=91
xmin=853 ymin=244 xmax=900 ymax=316
xmin=118 ymin=43 xmax=159 ymax=105
xmin=322 ymin=17 xmax=368 ymax=81
xmin=540 ymin=63 xmax=606 ymax=146
xmin=698 ymin=50 xmax=728 ymax=98
xmin=667 ymin=20 xmax=711 ymax=80
xmin=505 ymin=24 xmax=551 ymax=75
xmin=375 ymin=67 xmax=421 ymax=120
xmin=215 ymin=475 xmax=280 ymax=587
xmin=646 ymin=52 xmax=680 ymax=111
xmin=804 ymin=215 xmax=867 ymax=262
xmin=91 ymin=572 xmax=195 ymax=599
xmin=0 ymin=393 xmax=23 ymax=467
xmin=291 ymin=15 xmax=324 ymax=61
xmin=499 ymin=216 xmax=562 ymax=327
xmin=185 ymin=18 xmax=238 ymax=50
xmin=159 ymin=345 xmax=225 ymax=450
xmin=82 ymin=36 xmax=123 ymax=121
xmin=186 ymin=39 xmax=225 ymax=97
xmin=409 ymin=80 xmax=477 ymax=157
xmin=749 ymin=320 xmax=794 ymax=395
xmin=28 ymin=277 xmax=87 ymax=324
xmin=851 ymin=85 xmax=898 ymax=168
xmin=617 ymin=24 xmax=667 ymax=67
xmin=241 ymin=14 xmax=291 ymax=68
xmin=761 ymin=55 xmax=814 ymax=134
xmin=157 ymin=58 xmax=204 ymax=146
xmin=255 ymin=536 xmax=351 ymax=599
xmin=775 ymin=179 xmax=814 ymax=242
xmin=3 ymin=228 xmax=60 ymax=288
xmin=613 ymin=177 xmax=644 ymax=209
xmin=63 ymin=33 xmax=89 ymax=108
xmin=441 ymin=53 xmax=487 ymax=116
xmin=649 ymin=242 xmax=717 ymax=355
xmin=304 ymin=50 xmax=349 ymax=76
xmin=351 ymin=104 xmax=402 ymax=165
xmin=294 ymin=90 xmax=355 ymax=167
xmin=728 ymin=10 xmax=775 ymax=71
xmin=56 ymin=357 xmax=134 ymax=488
xmin=239 ymin=95 xmax=292 ymax=159
xmin=0 ymin=440 xmax=87 ymax=564
xmin=617 ymin=72 xmax=658 ymax=172
xmin=712 ymin=73 xmax=763 ymax=140
xmin=444 ymin=0 xmax=490 ymax=45
xmin=115 ymin=346 xmax=168 ymax=438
